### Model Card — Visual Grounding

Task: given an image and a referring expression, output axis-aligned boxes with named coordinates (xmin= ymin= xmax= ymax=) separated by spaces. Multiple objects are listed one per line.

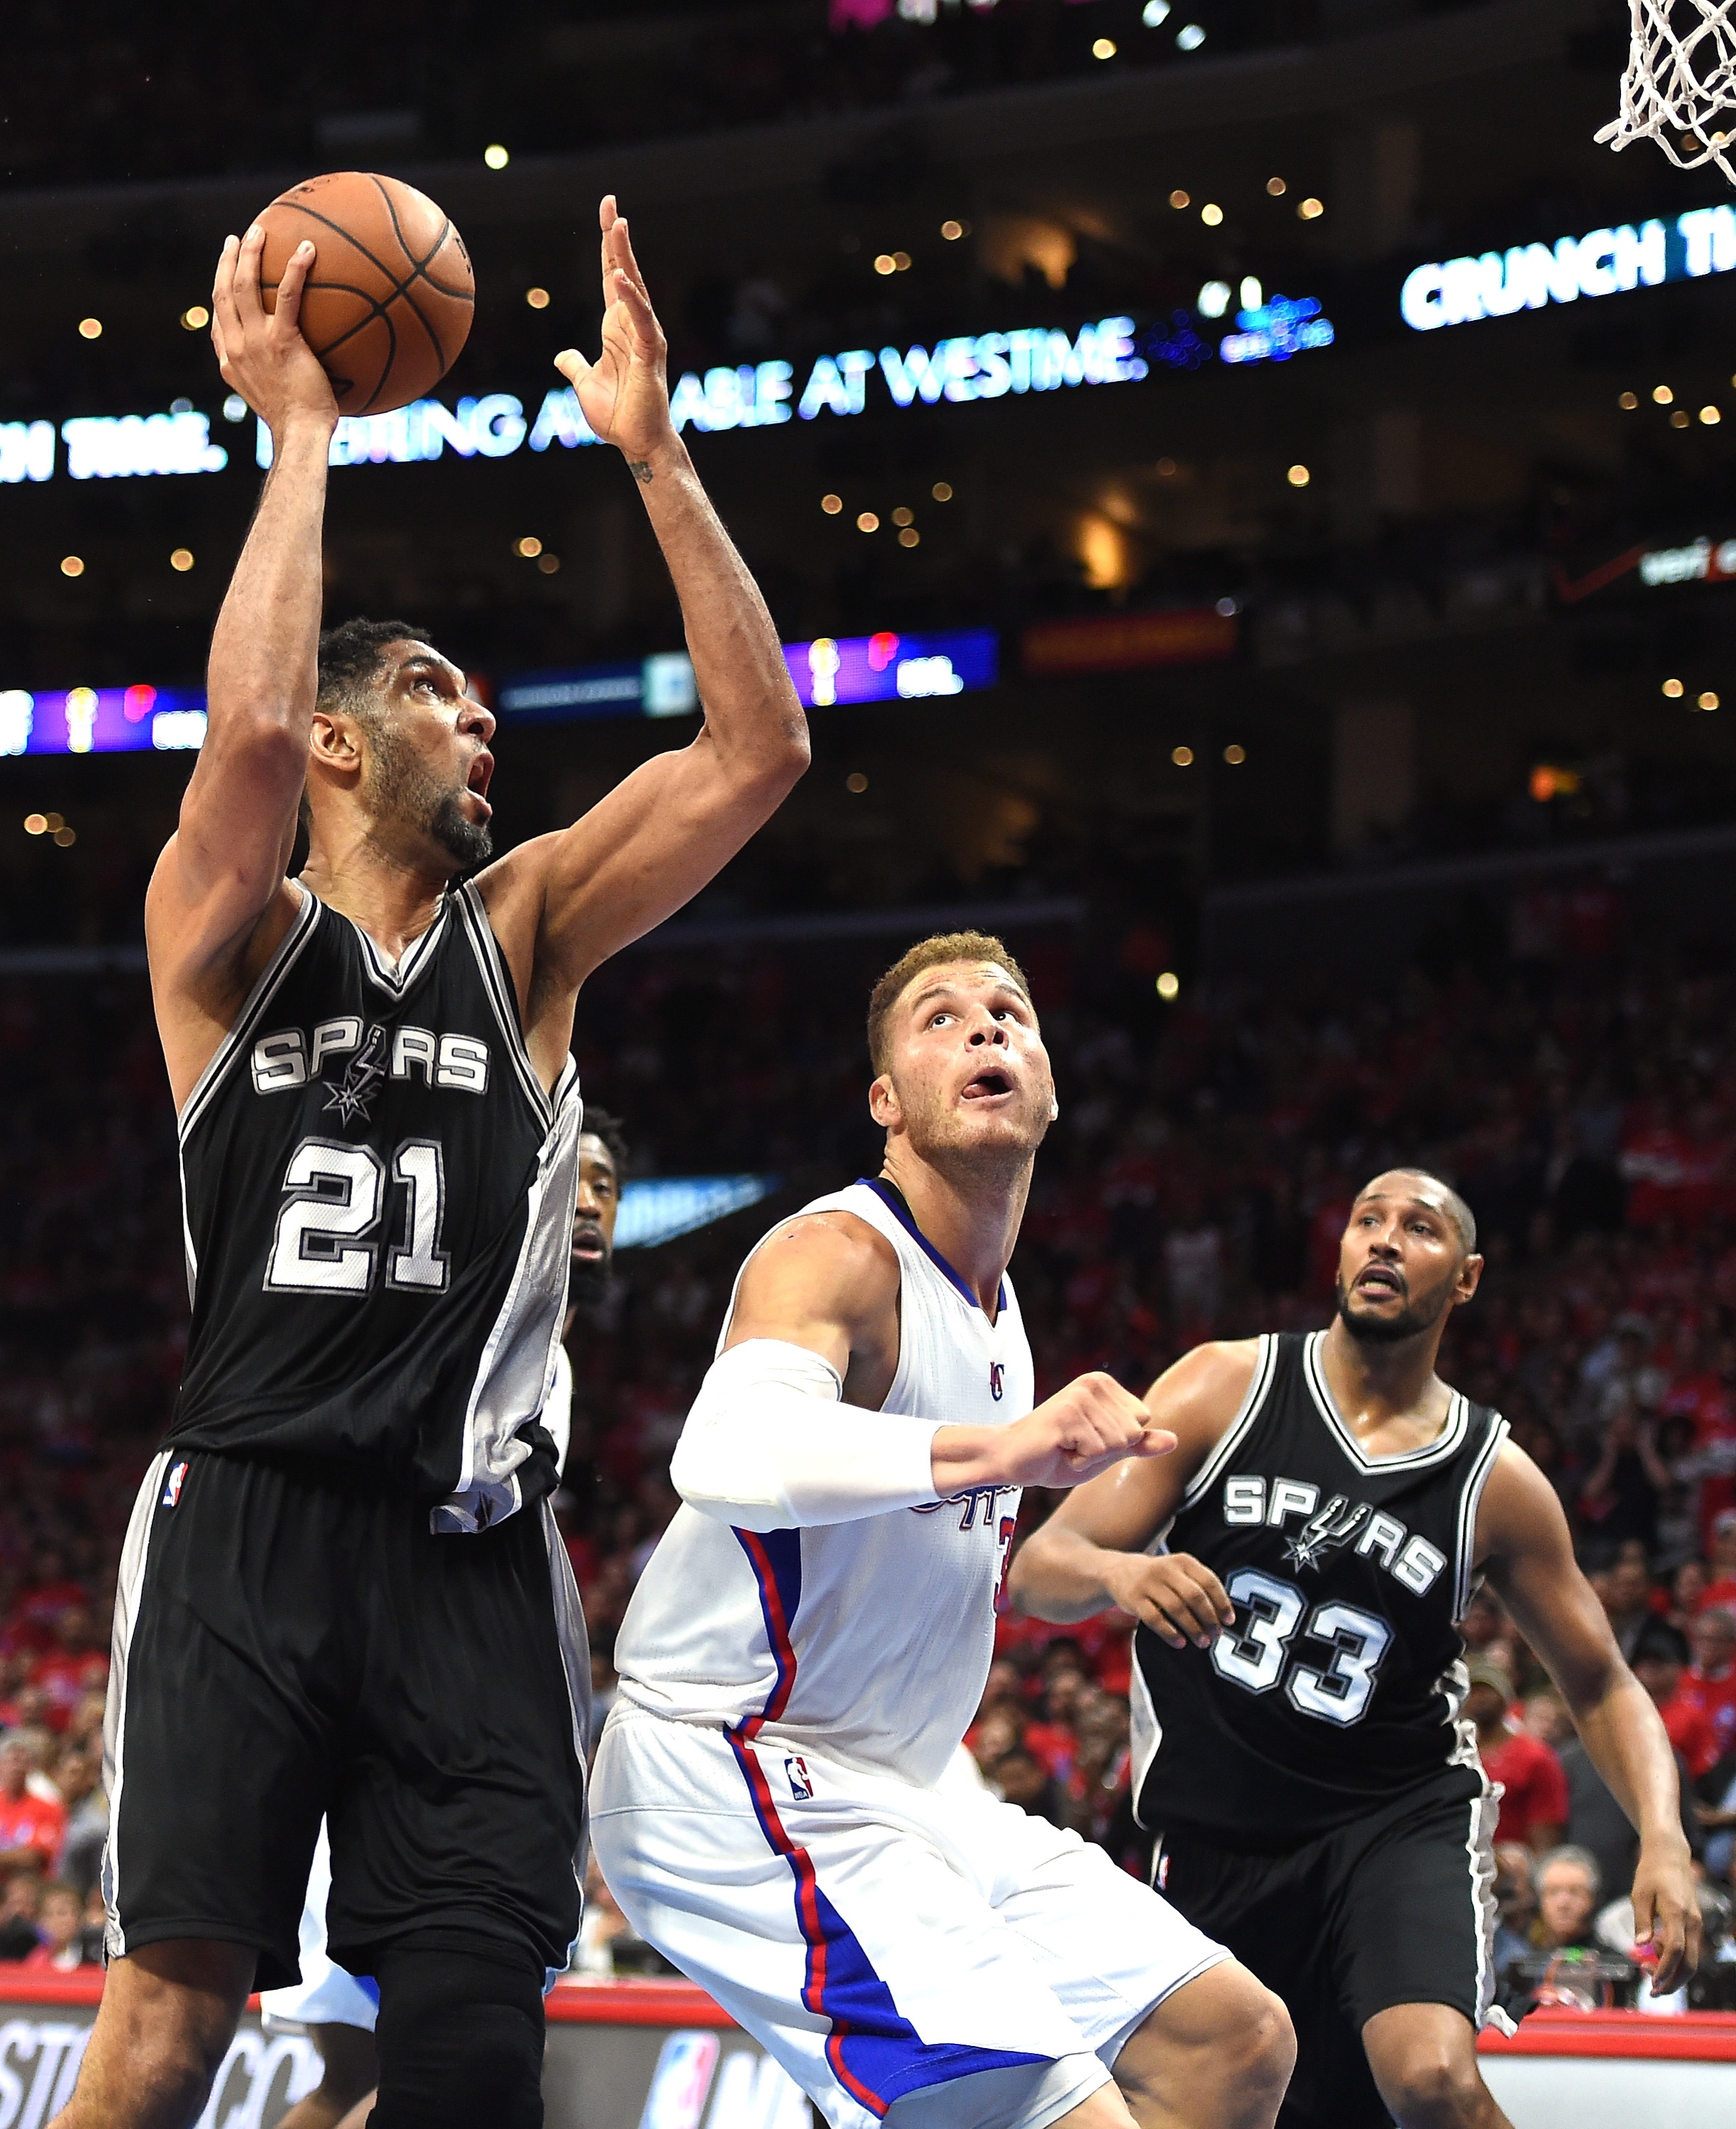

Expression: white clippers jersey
xmin=612 ymin=1179 xmax=1034 ymax=1787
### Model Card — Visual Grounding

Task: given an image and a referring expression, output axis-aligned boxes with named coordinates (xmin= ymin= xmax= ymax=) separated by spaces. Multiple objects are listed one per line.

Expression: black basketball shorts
xmin=1153 ymin=1780 xmax=1502 ymax=2129
xmin=101 ymin=1447 xmax=590 ymax=1990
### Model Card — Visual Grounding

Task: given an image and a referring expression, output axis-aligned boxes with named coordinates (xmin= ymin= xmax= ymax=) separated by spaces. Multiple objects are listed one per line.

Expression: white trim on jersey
xmin=1463 ymin=1788 xmax=1515 ymax=2035
xmin=101 ymin=1450 xmax=173 ymax=1962
xmin=1126 ymin=1644 xmax=1163 ymax=1832
xmin=1451 ymin=1414 xmax=1511 ymax=1622
xmin=343 ymin=892 xmax=451 ymax=998
xmin=175 ymin=884 xmax=322 ymax=1142
xmin=1302 ymin=1331 xmax=1471 ymax=1473
xmin=455 ymin=881 xmax=553 ymax=1128
xmin=1178 ymin=1333 xmax=1278 ymax=1509
xmin=434 ymin=1064 xmax=583 ymax=1534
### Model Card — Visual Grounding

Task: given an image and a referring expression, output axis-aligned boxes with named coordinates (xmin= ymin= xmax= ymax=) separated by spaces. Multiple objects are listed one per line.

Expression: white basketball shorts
xmin=590 ymin=1706 xmax=1229 ymax=2129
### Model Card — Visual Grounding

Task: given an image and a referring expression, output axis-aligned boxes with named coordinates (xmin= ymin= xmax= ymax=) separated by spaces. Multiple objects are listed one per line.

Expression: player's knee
xmin=1381 ymin=2045 xmax=1488 ymax=2129
xmin=1120 ymin=1960 xmax=1292 ymax=2113
xmin=369 ymin=1945 xmax=545 ymax=2129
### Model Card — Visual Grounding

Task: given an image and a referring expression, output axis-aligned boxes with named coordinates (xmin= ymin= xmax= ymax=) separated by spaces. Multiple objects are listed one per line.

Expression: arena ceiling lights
xmin=1400 ymin=204 xmax=1736 ymax=331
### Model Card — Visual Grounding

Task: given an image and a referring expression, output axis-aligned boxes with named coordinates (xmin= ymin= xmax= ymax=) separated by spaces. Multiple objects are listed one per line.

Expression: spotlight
xmin=536 ymin=552 xmax=561 ymax=574
xmin=180 ymin=305 xmax=210 ymax=331
xmin=1172 ymin=745 xmax=1194 ymax=766
xmin=1663 ymin=678 xmax=1685 ymax=697
xmin=483 ymin=144 xmax=510 ymax=169
xmin=1653 ymin=384 xmax=1674 ymax=404
xmin=526 ymin=287 xmax=551 ymax=309
xmin=1297 ymin=197 xmax=1325 ymax=220
xmin=874 ymin=255 xmax=897 ymax=275
xmin=1093 ymin=38 xmax=1116 ymax=59
xmin=60 ymin=556 xmax=84 ymax=578
xmin=1618 ymin=391 xmax=1639 ymax=409
xmin=77 ymin=318 xmax=101 ymax=340
xmin=1224 ymin=744 xmax=1246 ymax=764
xmin=1156 ymin=972 xmax=1180 ymax=1000
xmin=931 ymin=481 xmax=953 ymax=502
xmin=821 ymin=494 xmax=843 ymax=515
xmin=857 ymin=512 xmax=879 ymax=533
xmin=1287 ymin=464 xmax=1311 ymax=487
xmin=170 ymin=549 xmax=194 ymax=572
xmin=1201 ymin=203 xmax=1224 ymax=226
xmin=1266 ymin=177 xmax=1287 ymax=197
xmin=892 ymin=507 xmax=913 ymax=527
xmin=898 ymin=527 xmax=920 ymax=547
xmin=846 ymin=772 xmax=869 ymax=793
xmin=515 ymin=535 xmax=543 ymax=558
xmin=940 ymin=219 xmax=967 ymax=241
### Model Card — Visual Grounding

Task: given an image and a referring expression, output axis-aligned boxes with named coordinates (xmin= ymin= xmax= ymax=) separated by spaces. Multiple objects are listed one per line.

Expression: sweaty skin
xmin=1009 ymin=1169 xmax=1701 ymax=2025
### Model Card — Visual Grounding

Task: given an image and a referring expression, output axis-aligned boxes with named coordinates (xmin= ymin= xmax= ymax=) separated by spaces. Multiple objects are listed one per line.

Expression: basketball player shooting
xmin=1010 ymin=1171 xmax=1699 ymax=2129
xmin=590 ymin=933 xmax=1297 ymax=2129
xmin=58 ymin=203 xmax=807 ymax=2129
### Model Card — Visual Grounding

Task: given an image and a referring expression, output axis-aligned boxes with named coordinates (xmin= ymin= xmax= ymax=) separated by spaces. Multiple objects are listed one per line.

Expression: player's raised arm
xmin=669 ymin=1211 xmax=1171 ymax=1534
xmin=1478 ymin=1440 xmax=1701 ymax=1990
xmin=1008 ymin=1341 xmax=1258 ymax=1643
xmin=483 ymin=198 xmax=808 ymax=1018
xmin=145 ymin=229 xmax=339 ymax=1099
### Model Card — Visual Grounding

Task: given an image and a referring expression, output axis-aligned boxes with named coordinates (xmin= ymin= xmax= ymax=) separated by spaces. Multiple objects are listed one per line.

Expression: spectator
xmin=1532 ymin=1846 xmax=1603 ymax=1954
xmin=1466 ymin=1658 xmax=1568 ymax=1852
xmin=24 ymin=1881 xmax=91 ymax=1970
xmin=1491 ymin=1842 xmax=1538 ymax=1972
xmin=988 ymin=1748 xmax=1067 ymax=1827
xmin=0 ymin=1739 xmax=64 ymax=1877
xmin=1600 ymin=1555 xmax=1657 ymax=1663
xmin=31 ymin=1609 xmax=107 ymax=1733
xmin=1634 ymin=1622 xmax=1720 ymax=1778
xmin=54 ymin=1749 xmax=106 ymax=1898
xmin=1521 ymin=1690 xmax=1573 ymax=1747
xmin=0 ymin=1873 xmax=40 ymax=1962
xmin=1704 ymin=1510 xmax=1736 ymax=1614
xmin=1578 ymin=1402 xmax=1667 ymax=1562
xmin=1681 ymin=1607 xmax=1736 ymax=1768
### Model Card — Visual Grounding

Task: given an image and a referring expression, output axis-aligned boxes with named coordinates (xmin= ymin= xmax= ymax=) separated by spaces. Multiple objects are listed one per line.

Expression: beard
xmin=368 ymin=724 xmax=493 ymax=871
xmin=1334 ymin=1272 xmax=1454 ymax=1344
xmin=568 ymin=1249 xmax=612 ymax=1307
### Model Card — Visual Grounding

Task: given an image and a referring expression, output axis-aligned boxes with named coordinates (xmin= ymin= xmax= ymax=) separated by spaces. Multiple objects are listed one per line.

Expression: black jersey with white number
xmin=1132 ymin=1330 xmax=1507 ymax=1849
xmin=167 ymin=881 xmax=582 ymax=1531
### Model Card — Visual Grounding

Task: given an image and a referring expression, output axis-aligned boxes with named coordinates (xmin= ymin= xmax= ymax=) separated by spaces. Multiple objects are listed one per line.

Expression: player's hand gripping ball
xmin=255 ymin=172 xmax=474 ymax=417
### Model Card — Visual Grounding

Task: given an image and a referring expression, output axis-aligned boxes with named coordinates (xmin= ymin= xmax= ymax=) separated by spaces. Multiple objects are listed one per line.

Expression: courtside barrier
xmin=0 ymin=1974 xmax=1727 ymax=2127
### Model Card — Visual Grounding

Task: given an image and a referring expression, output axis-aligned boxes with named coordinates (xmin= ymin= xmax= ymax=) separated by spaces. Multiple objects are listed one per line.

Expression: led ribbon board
xmin=1400 ymin=206 xmax=1736 ymax=331
xmin=784 ymin=629 xmax=998 ymax=708
xmin=0 ymin=686 xmax=207 ymax=757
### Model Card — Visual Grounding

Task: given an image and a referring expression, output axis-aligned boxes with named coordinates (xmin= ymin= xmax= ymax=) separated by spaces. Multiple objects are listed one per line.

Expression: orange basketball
xmin=256 ymin=172 xmax=474 ymax=419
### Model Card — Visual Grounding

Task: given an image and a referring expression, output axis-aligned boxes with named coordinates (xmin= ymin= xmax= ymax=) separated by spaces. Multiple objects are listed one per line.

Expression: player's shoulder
xmin=1146 ymin=1338 xmax=1267 ymax=1440
xmin=741 ymin=1207 xmax=901 ymax=1297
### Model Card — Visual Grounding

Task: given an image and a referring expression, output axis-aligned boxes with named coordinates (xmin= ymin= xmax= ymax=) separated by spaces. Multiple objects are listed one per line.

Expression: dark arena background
xmin=1 ymin=2 xmax=1735 ymax=2122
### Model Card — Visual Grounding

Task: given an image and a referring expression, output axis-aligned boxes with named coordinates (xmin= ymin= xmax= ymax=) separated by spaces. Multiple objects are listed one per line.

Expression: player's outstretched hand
xmin=210 ymin=226 xmax=336 ymax=436
xmin=554 ymin=196 xmax=675 ymax=469
xmin=994 ymin=1373 xmax=1175 ymax=1491
xmin=1632 ymin=1836 xmax=1702 ymax=1992
xmin=1100 ymin=1551 xmax=1236 ymax=1651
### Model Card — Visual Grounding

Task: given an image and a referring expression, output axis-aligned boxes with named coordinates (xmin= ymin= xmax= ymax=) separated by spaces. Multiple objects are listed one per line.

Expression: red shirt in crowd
xmin=1481 ymin=1728 xmax=1569 ymax=1847
xmin=0 ymin=1793 xmax=64 ymax=1873
xmin=1658 ymin=1690 xmax=1720 ymax=1777
xmin=1701 ymin=1575 xmax=1736 ymax=1617
xmin=31 ymin=1651 xmax=107 ymax=1731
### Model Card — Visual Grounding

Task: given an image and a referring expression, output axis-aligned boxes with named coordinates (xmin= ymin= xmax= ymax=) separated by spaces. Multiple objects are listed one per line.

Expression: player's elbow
xmin=669 ymin=1434 xmax=788 ymax=1531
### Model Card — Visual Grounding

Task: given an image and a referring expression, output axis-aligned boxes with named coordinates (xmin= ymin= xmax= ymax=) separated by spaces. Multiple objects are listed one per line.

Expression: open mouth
xmin=572 ymin=1226 xmax=607 ymax=1260
xmin=1355 ymin=1266 xmax=1405 ymax=1299
xmin=962 ymin=1067 xmax=1013 ymax=1101
xmin=466 ymin=752 xmax=495 ymax=806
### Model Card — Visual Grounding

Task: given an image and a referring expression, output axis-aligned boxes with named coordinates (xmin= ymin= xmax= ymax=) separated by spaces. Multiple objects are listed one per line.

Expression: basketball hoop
xmin=1598 ymin=0 xmax=1736 ymax=185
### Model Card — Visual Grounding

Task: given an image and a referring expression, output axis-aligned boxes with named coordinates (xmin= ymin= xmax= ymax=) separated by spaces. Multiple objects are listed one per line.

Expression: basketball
xmin=256 ymin=171 xmax=473 ymax=419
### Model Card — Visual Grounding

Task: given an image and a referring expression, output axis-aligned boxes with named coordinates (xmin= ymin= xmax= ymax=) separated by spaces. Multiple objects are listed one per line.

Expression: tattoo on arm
xmin=627 ymin=461 xmax=653 ymax=484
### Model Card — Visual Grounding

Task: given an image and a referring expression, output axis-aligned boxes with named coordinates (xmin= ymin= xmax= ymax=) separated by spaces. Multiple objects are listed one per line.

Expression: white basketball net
xmin=1598 ymin=0 xmax=1736 ymax=185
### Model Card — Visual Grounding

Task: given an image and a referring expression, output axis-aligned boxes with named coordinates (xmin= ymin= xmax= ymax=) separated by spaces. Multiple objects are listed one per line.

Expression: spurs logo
xmin=1283 ymin=1495 xmax=1372 ymax=1573
xmin=323 ymin=1024 xmax=388 ymax=1126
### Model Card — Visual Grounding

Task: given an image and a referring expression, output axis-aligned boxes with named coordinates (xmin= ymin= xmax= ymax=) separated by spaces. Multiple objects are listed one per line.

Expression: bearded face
xmin=365 ymin=715 xmax=493 ymax=871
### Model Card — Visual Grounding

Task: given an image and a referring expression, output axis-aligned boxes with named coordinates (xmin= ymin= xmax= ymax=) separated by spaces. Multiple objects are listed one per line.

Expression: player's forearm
xmin=629 ymin=436 xmax=808 ymax=788
xmin=207 ymin=418 xmax=334 ymax=739
xmin=1571 ymin=1669 xmax=1691 ymax=1849
xmin=1004 ymin=1527 xmax=1129 ymax=1624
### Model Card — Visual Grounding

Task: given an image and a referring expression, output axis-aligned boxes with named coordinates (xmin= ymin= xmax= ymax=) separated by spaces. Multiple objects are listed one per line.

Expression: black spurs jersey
xmin=1133 ymin=1331 xmax=1507 ymax=1848
xmin=168 ymin=881 xmax=582 ymax=1531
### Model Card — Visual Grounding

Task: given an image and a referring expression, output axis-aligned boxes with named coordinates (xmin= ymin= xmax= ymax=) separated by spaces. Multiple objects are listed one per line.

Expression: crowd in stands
xmin=9 ymin=917 xmax=1736 ymax=1990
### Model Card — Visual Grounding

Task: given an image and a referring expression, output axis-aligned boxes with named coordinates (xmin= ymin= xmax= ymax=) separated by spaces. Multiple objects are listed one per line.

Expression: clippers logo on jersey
xmin=1222 ymin=1473 xmax=1447 ymax=1596
xmin=784 ymin=1754 xmax=814 ymax=1800
xmin=989 ymin=1361 xmax=1005 ymax=1402
xmin=1282 ymin=1495 xmax=1370 ymax=1573
xmin=324 ymin=1023 xmax=388 ymax=1126
xmin=161 ymin=1459 xmax=188 ymax=1508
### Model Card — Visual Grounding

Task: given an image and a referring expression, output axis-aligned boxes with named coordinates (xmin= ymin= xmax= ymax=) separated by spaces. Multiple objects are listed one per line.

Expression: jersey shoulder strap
xmin=1176 ymin=1331 xmax=1284 ymax=1511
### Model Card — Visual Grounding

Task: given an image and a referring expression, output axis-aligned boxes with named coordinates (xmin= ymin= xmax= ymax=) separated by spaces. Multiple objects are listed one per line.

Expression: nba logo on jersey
xmin=639 ymin=2030 xmax=721 ymax=2129
xmin=161 ymin=1460 xmax=188 ymax=1509
xmin=784 ymin=1754 xmax=814 ymax=1800
xmin=989 ymin=1361 xmax=1005 ymax=1401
